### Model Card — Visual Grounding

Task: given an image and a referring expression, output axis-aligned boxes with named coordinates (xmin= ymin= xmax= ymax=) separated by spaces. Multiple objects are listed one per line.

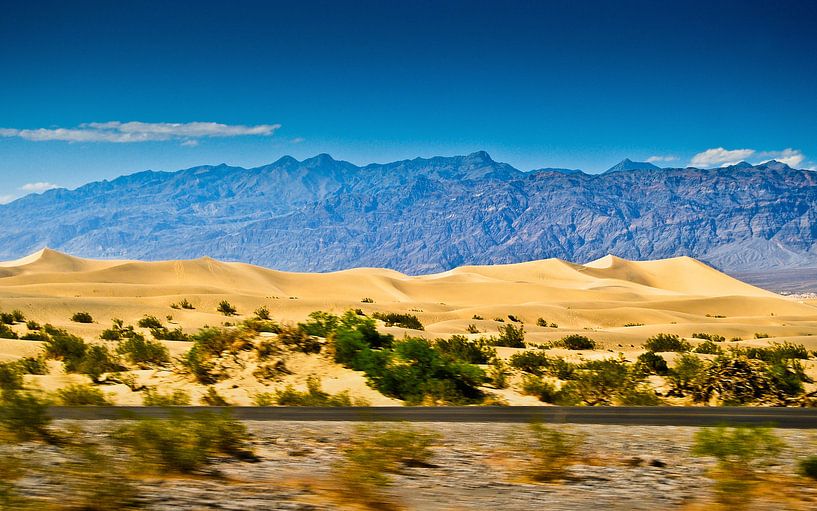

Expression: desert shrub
xmin=371 ymin=338 xmax=485 ymax=404
xmin=201 ymin=387 xmax=230 ymax=406
xmin=372 ymin=312 xmax=424 ymax=330
xmin=0 ymin=363 xmax=23 ymax=391
xmin=137 ymin=315 xmax=163 ymax=329
xmin=492 ymin=323 xmax=525 ymax=348
xmin=692 ymin=332 xmax=726 ymax=342
xmin=149 ymin=326 xmax=190 ymax=341
xmin=0 ymin=390 xmax=55 ymax=443
xmin=10 ymin=310 xmax=24 ymax=323
xmin=56 ymin=384 xmax=111 ymax=406
xmin=754 ymin=332 xmax=769 ymax=339
xmin=253 ymin=305 xmax=271 ymax=320
xmin=361 ymin=297 xmax=374 ymax=303
xmin=617 ymin=385 xmax=664 ymax=405
xmin=187 ymin=326 xmax=242 ymax=358
xmin=332 ymin=312 xmax=395 ymax=366
xmin=43 ymin=332 xmax=122 ymax=381
xmin=216 ymin=300 xmax=237 ymax=316
xmin=71 ymin=312 xmax=94 ymax=323
xmin=114 ymin=411 xmax=255 ymax=474
xmin=507 ymin=314 xmax=522 ymax=323
xmin=644 ymin=333 xmax=691 ymax=352
xmin=556 ymin=334 xmax=596 ymax=350
xmin=99 ymin=327 xmax=122 ymax=341
xmin=241 ymin=317 xmax=280 ymax=334
xmin=494 ymin=317 xmax=505 ymax=322
xmin=464 ymin=324 xmax=480 ymax=334
xmin=489 ymin=359 xmax=511 ymax=389
xmin=14 ymin=356 xmax=49 ymax=375
xmin=274 ymin=375 xmax=368 ymax=406
xmin=635 ymin=351 xmax=669 ymax=375
xmin=435 ymin=335 xmax=495 ymax=364
xmin=334 ymin=423 xmax=438 ymax=504
xmin=692 ymin=354 xmax=785 ymax=405
xmin=735 ymin=342 xmax=810 ymax=363
xmin=666 ymin=353 xmax=707 ymax=397
xmin=517 ymin=423 xmax=582 ymax=482
xmin=472 ymin=314 xmax=484 ymax=320
xmin=536 ymin=317 xmax=548 ymax=327
xmin=0 ymin=313 xmax=13 ymax=325
xmin=298 ymin=310 xmax=339 ymax=337
xmin=142 ymin=388 xmax=191 ymax=406
xmin=171 ymin=298 xmax=195 ymax=310
xmin=799 ymin=456 xmax=817 ymax=480
xmin=20 ymin=330 xmax=48 ymax=341
xmin=278 ymin=325 xmax=322 ymax=353
xmin=559 ymin=358 xmax=643 ymax=406
xmin=509 ymin=351 xmax=551 ymax=375
xmin=692 ymin=426 xmax=784 ymax=508
xmin=694 ymin=340 xmax=723 ymax=355
xmin=521 ymin=375 xmax=560 ymax=403
xmin=623 ymin=322 xmax=644 ymax=327
xmin=116 ymin=335 xmax=170 ymax=368
xmin=0 ymin=323 xmax=17 ymax=339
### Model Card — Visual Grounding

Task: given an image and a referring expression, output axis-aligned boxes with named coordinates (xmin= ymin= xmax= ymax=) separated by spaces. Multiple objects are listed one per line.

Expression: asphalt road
xmin=47 ymin=406 xmax=817 ymax=428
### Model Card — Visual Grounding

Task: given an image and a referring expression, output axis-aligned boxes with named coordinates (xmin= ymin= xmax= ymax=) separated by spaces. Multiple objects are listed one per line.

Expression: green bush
xmin=242 ymin=317 xmax=280 ymax=333
xmin=492 ymin=323 xmax=525 ymax=348
xmin=182 ymin=327 xmax=245 ymax=384
xmin=56 ymin=384 xmax=111 ymax=406
xmin=558 ymin=358 xmax=645 ymax=406
xmin=372 ymin=312 xmax=424 ymax=330
xmin=692 ymin=426 xmax=784 ymax=508
xmin=691 ymin=332 xmax=726 ymax=342
xmin=557 ymin=334 xmax=596 ymax=350
xmin=117 ymin=333 xmax=171 ymax=368
xmin=0 ymin=390 xmax=55 ymax=443
xmin=298 ymin=310 xmax=339 ymax=337
xmin=635 ymin=351 xmax=669 ymax=375
xmin=435 ymin=335 xmax=495 ymax=364
xmin=149 ymin=326 xmax=190 ymax=341
xmin=694 ymin=340 xmax=722 ymax=354
xmin=754 ymin=332 xmax=770 ymax=339
xmin=77 ymin=344 xmax=124 ymax=383
xmin=521 ymin=375 xmax=560 ymax=403
xmin=278 ymin=325 xmax=322 ymax=354
xmin=509 ymin=351 xmax=551 ymax=375
xmin=10 ymin=310 xmax=25 ymax=323
xmin=44 ymin=333 xmax=122 ymax=381
xmin=692 ymin=354 xmax=787 ymax=405
xmin=334 ymin=423 xmax=438 ymax=504
xmin=20 ymin=330 xmax=48 ymax=341
xmin=0 ymin=363 xmax=23 ymax=391
xmin=14 ymin=356 xmax=49 ymax=375
xmin=273 ymin=375 xmax=367 ymax=406
xmin=142 ymin=388 xmax=191 ymax=406
xmin=216 ymin=300 xmax=237 ymax=316
xmin=200 ymin=387 xmax=231 ymax=406
xmin=254 ymin=305 xmax=271 ymax=320
xmin=360 ymin=297 xmax=374 ymax=303
xmin=465 ymin=324 xmax=480 ymax=334
xmin=666 ymin=353 xmax=706 ymax=397
xmin=518 ymin=423 xmax=582 ymax=481
xmin=114 ymin=411 xmax=256 ymax=474
xmin=0 ymin=323 xmax=17 ymax=339
xmin=507 ymin=314 xmax=522 ymax=323
xmin=489 ymin=359 xmax=510 ymax=389
xmin=644 ymin=333 xmax=691 ymax=352
xmin=798 ymin=456 xmax=817 ymax=480
xmin=171 ymin=298 xmax=195 ymax=310
xmin=137 ymin=315 xmax=163 ymax=329
xmin=71 ymin=312 xmax=94 ymax=323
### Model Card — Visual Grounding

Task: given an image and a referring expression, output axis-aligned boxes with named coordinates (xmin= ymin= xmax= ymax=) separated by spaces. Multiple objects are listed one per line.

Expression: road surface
xmin=47 ymin=406 xmax=817 ymax=428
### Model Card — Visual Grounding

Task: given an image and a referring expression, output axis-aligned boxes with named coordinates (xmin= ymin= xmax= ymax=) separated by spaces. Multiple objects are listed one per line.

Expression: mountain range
xmin=1 ymin=151 xmax=816 ymax=275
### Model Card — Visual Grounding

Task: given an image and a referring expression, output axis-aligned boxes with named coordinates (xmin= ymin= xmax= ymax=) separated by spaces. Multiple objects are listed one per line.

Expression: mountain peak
xmin=302 ymin=153 xmax=337 ymax=166
xmin=605 ymin=159 xmax=661 ymax=173
xmin=464 ymin=151 xmax=494 ymax=163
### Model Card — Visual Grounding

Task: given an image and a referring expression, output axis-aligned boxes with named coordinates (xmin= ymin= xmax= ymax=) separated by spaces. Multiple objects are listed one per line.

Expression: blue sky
xmin=1 ymin=0 xmax=816 ymax=202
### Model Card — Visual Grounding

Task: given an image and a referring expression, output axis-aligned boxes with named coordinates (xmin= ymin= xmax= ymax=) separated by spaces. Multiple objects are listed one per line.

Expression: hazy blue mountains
xmin=1 ymin=152 xmax=816 ymax=274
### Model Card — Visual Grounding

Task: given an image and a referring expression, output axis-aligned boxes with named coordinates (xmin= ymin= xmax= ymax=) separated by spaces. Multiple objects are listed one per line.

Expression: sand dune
xmin=1 ymin=249 xmax=815 ymax=405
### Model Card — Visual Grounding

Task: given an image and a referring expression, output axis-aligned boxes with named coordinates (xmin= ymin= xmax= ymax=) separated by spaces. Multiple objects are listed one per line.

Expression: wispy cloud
xmin=0 ymin=121 xmax=281 ymax=144
xmin=20 ymin=182 xmax=60 ymax=192
xmin=690 ymin=147 xmax=809 ymax=168
xmin=646 ymin=155 xmax=678 ymax=164
xmin=757 ymin=148 xmax=805 ymax=168
xmin=291 ymin=137 xmax=305 ymax=144
xmin=690 ymin=147 xmax=755 ymax=168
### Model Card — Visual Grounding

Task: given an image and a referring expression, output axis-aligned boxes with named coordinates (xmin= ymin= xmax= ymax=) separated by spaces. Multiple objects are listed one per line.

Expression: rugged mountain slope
xmin=1 ymin=152 xmax=816 ymax=273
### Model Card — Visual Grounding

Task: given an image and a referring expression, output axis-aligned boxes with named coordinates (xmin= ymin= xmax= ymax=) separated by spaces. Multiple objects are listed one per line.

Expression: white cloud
xmin=0 ymin=121 xmax=281 ymax=143
xmin=757 ymin=148 xmax=805 ymax=168
xmin=646 ymin=155 xmax=678 ymax=163
xmin=180 ymin=139 xmax=199 ymax=147
xmin=690 ymin=147 xmax=756 ymax=168
xmin=20 ymin=182 xmax=59 ymax=192
xmin=0 ymin=195 xmax=15 ymax=205
xmin=291 ymin=137 xmax=305 ymax=144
